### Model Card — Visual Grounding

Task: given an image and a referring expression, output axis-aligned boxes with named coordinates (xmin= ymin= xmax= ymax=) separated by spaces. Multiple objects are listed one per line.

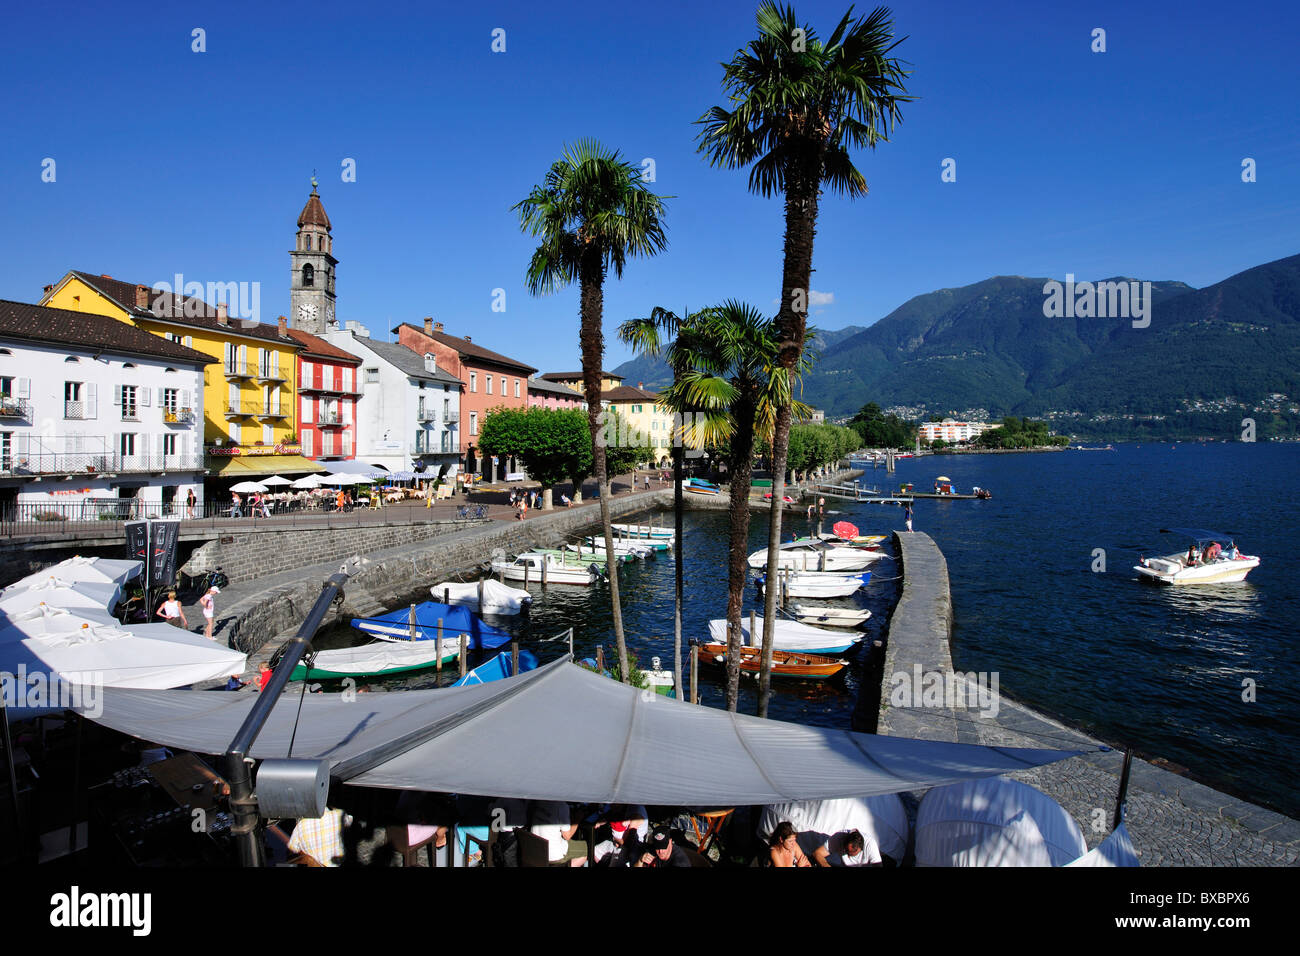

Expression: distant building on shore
xmin=918 ymin=419 xmax=1000 ymax=443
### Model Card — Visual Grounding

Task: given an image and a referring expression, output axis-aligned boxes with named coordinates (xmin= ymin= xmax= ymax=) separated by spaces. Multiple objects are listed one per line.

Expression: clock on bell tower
xmin=289 ymin=176 xmax=338 ymax=334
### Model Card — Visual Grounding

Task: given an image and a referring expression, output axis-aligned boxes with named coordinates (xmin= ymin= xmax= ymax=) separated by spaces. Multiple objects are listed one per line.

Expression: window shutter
xmin=86 ymin=384 xmax=97 ymax=418
xmin=140 ymin=388 xmax=150 ymax=406
xmin=17 ymin=378 xmax=30 ymax=398
xmin=157 ymin=433 xmax=166 ymax=460
xmin=157 ymin=387 xmax=165 ymax=407
xmin=112 ymin=385 xmax=121 ymax=406
xmin=185 ymin=336 xmax=192 ymax=349
xmin=15 ymin=433 xmax=29 ymax=457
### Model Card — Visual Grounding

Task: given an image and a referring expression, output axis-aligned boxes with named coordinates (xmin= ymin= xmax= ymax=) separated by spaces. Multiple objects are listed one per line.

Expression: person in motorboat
xmin=1185 ymin=544 xmax=1199 ymax=567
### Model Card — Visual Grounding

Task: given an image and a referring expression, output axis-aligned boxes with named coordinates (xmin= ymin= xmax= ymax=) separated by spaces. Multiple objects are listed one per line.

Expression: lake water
xmin=315 ymin=442 xmax=1299 ymax=819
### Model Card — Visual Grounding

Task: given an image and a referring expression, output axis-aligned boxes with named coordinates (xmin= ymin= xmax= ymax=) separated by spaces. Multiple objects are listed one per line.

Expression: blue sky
xmin=1 ymin=0 xmax=1296 ymax=373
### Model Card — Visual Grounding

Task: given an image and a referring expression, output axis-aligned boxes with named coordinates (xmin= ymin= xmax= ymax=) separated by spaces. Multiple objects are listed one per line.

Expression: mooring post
xmin=459 ymin=635 xmax=468 ymax=677
xmin=436 ymin=618 xmax=443 ymax=674
xmin=408 ymin=604 xmax=416 ymax=642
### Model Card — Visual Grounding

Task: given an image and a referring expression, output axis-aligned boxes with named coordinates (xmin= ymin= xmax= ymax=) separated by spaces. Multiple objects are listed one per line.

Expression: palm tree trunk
xmin=724 ymin=399 xmax=758 ymax=712
xmin=758 ymin=403 xmax=792 ymax=717
xmin=579 ymin=259 xmax=628 ymax=682
xmin=672 ymin=441 xmax=684 ymax=702
xmin=759 ymin=156 xmax=822 ymax=718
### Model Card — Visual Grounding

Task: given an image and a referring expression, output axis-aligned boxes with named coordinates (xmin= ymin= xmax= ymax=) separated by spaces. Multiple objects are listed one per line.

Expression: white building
xmin=0 ymin=300 xmax=210 ymax=516
xmin=323 ymin=324 xmax=462 ymax=478
xmin=918 ymin=419 xmax=1000 ymax=444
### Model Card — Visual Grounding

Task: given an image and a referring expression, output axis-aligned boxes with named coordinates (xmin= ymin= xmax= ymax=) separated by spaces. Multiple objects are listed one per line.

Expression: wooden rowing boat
xmin=694 ymin=643 xmax=848 ymax=681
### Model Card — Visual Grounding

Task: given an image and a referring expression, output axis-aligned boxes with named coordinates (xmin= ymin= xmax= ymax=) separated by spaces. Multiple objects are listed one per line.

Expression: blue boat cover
xmin=452 ymin=648 xmax=539 ymax=686
xmin=352 ymin=601 xmax=513 ymax=650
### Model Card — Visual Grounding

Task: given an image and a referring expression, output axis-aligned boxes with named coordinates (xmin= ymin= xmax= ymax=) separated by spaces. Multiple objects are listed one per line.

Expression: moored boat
xmin=491 ymin=552 xmax=601 ymax=585
xmin=748 ymin=538 xmax=882 ymax=571
xmin=353 ymin=601 xmax=513 ymax=648
xmin=757 ymin=570 xmax=871 ymax=598
xmin=610 ymin=522 xmax=674 ymax=540
xmin=429 ymin=579 xmax=532 ymax=615
xmin=707 ymin=617 xmax=862 ymax=655
xmin=694 ymin=643 xmax=848 ymax=681
xmin=790 ymin=604 xmax=872 ymax=628
xmin=290 ymin=640 xmax=459 ymax=681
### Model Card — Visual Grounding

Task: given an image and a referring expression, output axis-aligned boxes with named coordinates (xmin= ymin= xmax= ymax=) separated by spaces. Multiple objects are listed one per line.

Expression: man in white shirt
xmin=813 ymin=829 xmax=881 ymax=867
xmin=529 ymin=801 xmax=587 ymax=866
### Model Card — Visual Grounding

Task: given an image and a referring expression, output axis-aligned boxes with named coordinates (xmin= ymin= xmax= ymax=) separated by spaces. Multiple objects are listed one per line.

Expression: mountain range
xmin=611 ymin=253 xmax=1300 ymax=438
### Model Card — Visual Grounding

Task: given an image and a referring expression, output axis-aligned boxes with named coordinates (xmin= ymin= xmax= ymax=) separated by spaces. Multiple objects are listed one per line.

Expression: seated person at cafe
xmin=768 ymin=820 xmax=811 ymax=867
xmin=812 ymin=828 xmax=881 ymax=867
xmin=590 ymin=804 xmax=648 ymax=866
xmin=633 ymin=827 xmax=691 ymax=868
xmin=529 ymin=800 xmax=588 ymax=866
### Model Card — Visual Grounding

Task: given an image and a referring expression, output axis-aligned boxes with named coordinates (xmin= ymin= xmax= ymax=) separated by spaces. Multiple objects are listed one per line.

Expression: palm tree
xmin=696 ymin=3 xmax=911 ymax=716
xmin=626 ymin=302 xmax=806 ymax=711
xmin=514 ymin=140 xmax=669 ymax=683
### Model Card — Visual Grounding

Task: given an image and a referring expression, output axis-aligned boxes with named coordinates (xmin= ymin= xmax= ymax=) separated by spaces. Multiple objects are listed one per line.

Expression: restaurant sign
xmin=206 ymin=444 xmax=302 ymax=457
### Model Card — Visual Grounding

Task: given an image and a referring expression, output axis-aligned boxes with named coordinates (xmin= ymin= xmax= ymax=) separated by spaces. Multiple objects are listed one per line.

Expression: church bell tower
xmin=289 ymin=177 xmax=337 ymax=333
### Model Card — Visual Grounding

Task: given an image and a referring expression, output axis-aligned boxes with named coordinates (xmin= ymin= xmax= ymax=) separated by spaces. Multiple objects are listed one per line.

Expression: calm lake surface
xmin=316 ymin=442 xmax=1299 ymax=819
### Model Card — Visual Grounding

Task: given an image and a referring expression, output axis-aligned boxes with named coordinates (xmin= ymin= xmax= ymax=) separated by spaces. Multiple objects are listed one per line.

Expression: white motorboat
xmin=707 ymin=618 xmax=863 ymax=655
xmin=610 ymin=522 xmax=674 ymax=540
xmin=790 ymin=604 xmax=872 ymax=628
xmin=816 ymin=532 xmax=886 ymax=550
xmin=429 ymin=579 xmax=533 ymax=615
xmin=569 ymin=541 xmax=655 ymax=561
xmin=1134 ymin=529 xmax=1260 ymax=585
xmin=757 ymin=570 xmax=871 ymax=598
xmin=747 ymin=538 xmax=882 ymax=572
xmin=490 ymin=552 xmax=600 ymax=586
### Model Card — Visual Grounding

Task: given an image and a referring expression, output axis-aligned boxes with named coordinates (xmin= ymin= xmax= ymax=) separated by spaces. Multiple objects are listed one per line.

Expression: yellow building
xmin=540 ymin=370 xmax=624 ymax=394
xmin=601 ymin=384 xmax=675 ymax=460
xmin=40 ymin=271 xmax=321 ymax=477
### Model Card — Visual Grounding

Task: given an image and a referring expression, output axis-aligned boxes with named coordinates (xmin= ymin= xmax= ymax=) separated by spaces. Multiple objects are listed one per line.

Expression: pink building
xmin=527 ymin=376 xmax=584 ymax=410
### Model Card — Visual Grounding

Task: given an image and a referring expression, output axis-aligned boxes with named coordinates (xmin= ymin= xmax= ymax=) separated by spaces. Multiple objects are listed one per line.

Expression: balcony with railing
xmin=416 ymin=407 xmax=437 ymax=423
xmin=224 ymin=402 xmax=254 ymax=418
xmin=163 ymin=407 xmax=195 ymax=424
xmin=63 ymin=400 xmax=89 ymax=420
xmin=444 ymin=409 xmax=459 ymax=423
xmin=0 ymin=439 xmax=204 ymax=477
xmin=120 ymin=406 xmax=140 ymax=422
xmin=300 ymin=378 xmax=361 ymax=396
xmin=316 ymin=411 xmax=344 ymax=427
xmin=224 ymin=361 xmax=255 ymax=379
xmin=256 ymin=404 xmax=288 ymax=420
xmin=254 ymin=363 xmax=288 ymax=383
xmin=0 ymin=397 xmax=32 ymax=419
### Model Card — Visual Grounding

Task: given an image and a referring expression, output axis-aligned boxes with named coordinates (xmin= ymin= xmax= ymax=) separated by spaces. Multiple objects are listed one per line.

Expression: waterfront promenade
xmin=880 ymin=531 xmax=1300 ymax=866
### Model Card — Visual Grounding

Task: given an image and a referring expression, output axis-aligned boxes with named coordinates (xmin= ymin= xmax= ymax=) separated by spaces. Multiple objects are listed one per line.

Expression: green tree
xmin=697 ymin=3 xmax=911 ymax=715
xmin=514 ymin=140 xmax=669 ymax=684
xmin=478 ymin=407 xmax=591 ymax=508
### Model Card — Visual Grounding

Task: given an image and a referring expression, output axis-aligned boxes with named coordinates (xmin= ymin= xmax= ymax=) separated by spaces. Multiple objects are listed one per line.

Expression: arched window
xmin=303 ymin=264 xmax=314 ymax=287
xmin=65 ymin=355 xmax=79 ymax=363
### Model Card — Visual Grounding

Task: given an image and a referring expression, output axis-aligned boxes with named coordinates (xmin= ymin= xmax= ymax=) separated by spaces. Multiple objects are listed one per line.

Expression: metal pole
xmin=0 ymin=698 xmax=22 ymax=853
xmin=1114 ymin=749 xmax=1134 ymax=826
xmin=67 ymin=713 xmax=82 ymax=860
xmin=224 ymin=572 xmax=348 ymax=868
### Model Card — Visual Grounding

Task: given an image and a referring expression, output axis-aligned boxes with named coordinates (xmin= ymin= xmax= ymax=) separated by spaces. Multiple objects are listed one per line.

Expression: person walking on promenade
xmin=904 ymin=502 xmax=914 ymax=532
xmin=156 ymin=591 xmax=188 ymax=629
xmin=186 ymin=488 xmax=197 ymax=519
xmin=199 ymin=586 xmax=219 ymax=640
xmin=644 ymin=474 xmax=650 ymax=491
xmin=230 ymin=491 xmax=242 ymax=518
